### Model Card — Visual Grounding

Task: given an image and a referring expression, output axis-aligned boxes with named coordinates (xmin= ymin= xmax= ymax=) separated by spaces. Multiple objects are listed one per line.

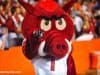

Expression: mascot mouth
xmin=38 ymin=38 xmax=71 ymax=59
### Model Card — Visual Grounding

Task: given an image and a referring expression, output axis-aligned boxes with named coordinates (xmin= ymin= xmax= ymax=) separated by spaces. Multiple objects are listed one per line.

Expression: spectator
xmin=94 ymin=11 xmax=100 ymax=37
xmin=73 ymin=11 xmax=84 ymax=38
xmin=1 ymin=26 xmax=9 ymax=50
xmin=0 ymin=4 xmax=6 ymax=26
xmin=5 ymin=5 xmax=23 ymax=47
xmin=76 ymin=15 xmax=95 ymax=41
xmin=93 ymin=0 xmax=100 ymax=37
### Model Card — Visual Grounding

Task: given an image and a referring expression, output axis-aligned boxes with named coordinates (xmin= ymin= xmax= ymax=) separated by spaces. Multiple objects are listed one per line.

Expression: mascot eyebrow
xmin=38 ymin=15 xmax=65 ymax=20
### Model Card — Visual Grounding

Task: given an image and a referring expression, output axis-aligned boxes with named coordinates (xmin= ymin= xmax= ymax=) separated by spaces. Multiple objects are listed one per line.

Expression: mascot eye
xmin=40 ymin=19 xmax=52 ymax=31
xmin=55 ymin=18 xmax=66 ymax=30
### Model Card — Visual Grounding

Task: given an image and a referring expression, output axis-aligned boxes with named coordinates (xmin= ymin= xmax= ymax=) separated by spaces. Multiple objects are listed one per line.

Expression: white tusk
xmin=38 ymin=41 xmax=46 ymax=56
xmin=65 ymin=39 xmax=72 ymax=57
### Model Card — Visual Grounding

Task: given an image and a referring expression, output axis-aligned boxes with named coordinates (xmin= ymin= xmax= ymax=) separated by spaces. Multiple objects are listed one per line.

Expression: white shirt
xmin=31 ymin=39 xmax=71 ymax=75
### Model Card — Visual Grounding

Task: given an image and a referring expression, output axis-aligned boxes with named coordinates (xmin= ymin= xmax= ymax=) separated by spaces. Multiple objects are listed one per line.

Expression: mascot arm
xmin=67 ymin=55 xmax=76 ymax=75
xmin=22 ymin=31 xmax=43 ymax=59
xmin=22 ymin=39 xmax=37 ymax=60
xmin=22 ymin=39 xmax=37 ymax=59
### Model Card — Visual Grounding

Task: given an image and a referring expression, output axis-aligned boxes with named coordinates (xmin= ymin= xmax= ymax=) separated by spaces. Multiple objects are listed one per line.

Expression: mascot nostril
xmin=62 ymin=45 xmax=67 ymax=50
xmin=19 ymin=0 xmax=76 ymax=75
xmin=56 ymin=44 xmax=63 ymax=50
xmin=56 ymin=44 xmax=66 ymax=50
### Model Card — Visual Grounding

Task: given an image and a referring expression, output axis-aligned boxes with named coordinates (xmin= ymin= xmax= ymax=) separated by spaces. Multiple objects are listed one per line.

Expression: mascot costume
xmin=18 ymin=0 xmax=76 ymax=75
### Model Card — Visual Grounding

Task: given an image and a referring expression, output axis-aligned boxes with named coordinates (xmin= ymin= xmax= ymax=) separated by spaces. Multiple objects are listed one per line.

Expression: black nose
xmin=56 ymin=44 xmax=66 ymax=50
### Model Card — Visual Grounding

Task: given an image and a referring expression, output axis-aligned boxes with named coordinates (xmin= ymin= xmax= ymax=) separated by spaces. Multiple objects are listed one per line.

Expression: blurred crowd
xmin=0 ymin=0 xmax=25 ymax=50
xmin=0 ymin=0 xmax=100 ymax=50
xmin=71 ymin=0 xmax=100 ymax=41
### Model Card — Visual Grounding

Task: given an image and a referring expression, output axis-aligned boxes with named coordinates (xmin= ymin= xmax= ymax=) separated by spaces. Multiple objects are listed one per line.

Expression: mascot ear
xmin=18 ymin=0 xmax=34 ymax=14
xmin=62 ymin=0 xmax=77 ymax=12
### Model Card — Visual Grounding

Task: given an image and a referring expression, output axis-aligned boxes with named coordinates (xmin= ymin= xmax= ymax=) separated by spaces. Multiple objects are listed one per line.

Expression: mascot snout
xmin=26 ymin=31 xmax=70 ymax=59
xmin=45 ymin=35 xmax=69 ymax=59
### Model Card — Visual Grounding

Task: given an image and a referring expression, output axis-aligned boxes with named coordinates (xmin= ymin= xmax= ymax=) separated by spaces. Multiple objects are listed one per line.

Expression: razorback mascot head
xmin=19 ymin=0 xmax=76 ymax=59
